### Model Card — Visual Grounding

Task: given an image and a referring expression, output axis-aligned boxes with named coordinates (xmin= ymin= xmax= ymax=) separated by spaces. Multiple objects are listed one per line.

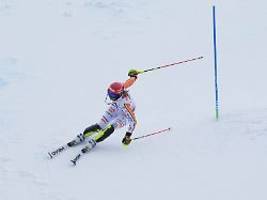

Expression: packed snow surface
xmin=1 ymin=0 xmax=267 ymax=200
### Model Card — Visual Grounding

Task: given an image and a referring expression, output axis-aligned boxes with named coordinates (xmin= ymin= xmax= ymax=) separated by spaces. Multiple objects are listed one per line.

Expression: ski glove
xmin=122 ymin=132 xmax=132 ymax=145
xmin=128 ymin=69 xmax=141 ymax=78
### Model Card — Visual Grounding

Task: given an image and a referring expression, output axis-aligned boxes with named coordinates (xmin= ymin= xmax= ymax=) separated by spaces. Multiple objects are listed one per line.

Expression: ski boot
xmin=70 ymin=138 xmax=96 ymax=165
xmin=67 ymin=133 xmax=85 ymax=147
xmin=67 ymin=123 xmax=101 ymax=147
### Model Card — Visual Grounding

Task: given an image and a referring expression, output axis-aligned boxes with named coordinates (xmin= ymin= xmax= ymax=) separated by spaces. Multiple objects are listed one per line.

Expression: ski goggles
xmin=107 ymin=89 xmax=122 ymax=100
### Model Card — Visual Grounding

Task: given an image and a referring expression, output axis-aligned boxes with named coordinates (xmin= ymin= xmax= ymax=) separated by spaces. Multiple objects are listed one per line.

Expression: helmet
xmin=107 ymin=82 xmax=124 ymax=101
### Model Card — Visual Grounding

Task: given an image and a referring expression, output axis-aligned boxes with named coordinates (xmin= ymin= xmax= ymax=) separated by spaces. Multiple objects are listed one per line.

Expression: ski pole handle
xmin=138 ymin=56 xmax=203 ymax=74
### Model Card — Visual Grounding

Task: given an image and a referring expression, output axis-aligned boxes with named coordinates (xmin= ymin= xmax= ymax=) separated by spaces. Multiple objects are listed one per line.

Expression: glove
xmin=122 ymin=132 xmax=132 ymax=145
xmin=128 ymin=69 xmax=140 ymax=78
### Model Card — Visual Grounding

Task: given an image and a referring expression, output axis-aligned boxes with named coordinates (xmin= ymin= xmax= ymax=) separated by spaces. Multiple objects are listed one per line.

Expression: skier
xmin=49 ymin=56 xmax=202 ymax=164
xmin=67 ymin=69 xmax=140 ymax=154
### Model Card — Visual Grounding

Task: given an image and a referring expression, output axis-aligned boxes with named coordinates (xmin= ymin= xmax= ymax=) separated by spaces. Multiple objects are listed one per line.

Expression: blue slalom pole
xmin=212 ymin=5 xmax=219 ymax=120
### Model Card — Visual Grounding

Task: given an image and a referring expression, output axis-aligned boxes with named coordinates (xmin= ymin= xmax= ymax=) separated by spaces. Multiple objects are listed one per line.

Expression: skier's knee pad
xmin=83 ymin=123 xmax=101 ymax=137
xmin=94 ymin=125 xmax=115 ymax=143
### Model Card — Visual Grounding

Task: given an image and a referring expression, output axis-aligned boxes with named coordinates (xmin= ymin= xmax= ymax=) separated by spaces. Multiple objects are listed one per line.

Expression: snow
xmin=1 ymin=0 xmax=267 ymax=200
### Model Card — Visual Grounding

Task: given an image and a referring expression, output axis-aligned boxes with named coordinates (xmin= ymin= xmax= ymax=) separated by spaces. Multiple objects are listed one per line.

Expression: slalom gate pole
xmin=212 ymin=6 xmax=219 ymax=120
xmin=139 ymin=56 xmax=203 ymax=74
xmin=132 ymin=127 xmax=171 ymax=141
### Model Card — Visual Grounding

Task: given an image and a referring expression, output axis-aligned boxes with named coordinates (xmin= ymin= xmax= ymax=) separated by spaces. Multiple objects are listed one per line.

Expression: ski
xmin=48 ymin=144 xmax=69 ymax=159
xmin=70 ymin=142 xmax=95 ymax=166
xmin=48 ymin=134 xmax=86 ymax=159
xmin=70 ymin=153 xmax=81 ymax=166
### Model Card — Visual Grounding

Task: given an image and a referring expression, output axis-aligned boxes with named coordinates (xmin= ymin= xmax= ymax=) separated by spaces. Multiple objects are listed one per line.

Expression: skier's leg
xmin=67 ymin=123 xmax=101 ymax=147
xmin=78 ymin=125 xmax=115 ymax=154
xmin=93 ymin=124 xmax=115 ymax=142
xmin=93 ymin=115 xmax=126 ymax=143
xmin=80 ymin=137 xmax=97 ymax=153
xmin=98 ymin=105 xmax=118 ymax=129
xmin=83 ymin=123 xmax=101 ymax=137
xmin=80 ymin=116 xmax=126 ymax=155
xmin=89 ymin=104 xmax=120 ymax=143
xmin=79 ymin=104 xmax=120 ymax=150
xmin=67 ymin=133 xmax=85 ymax=147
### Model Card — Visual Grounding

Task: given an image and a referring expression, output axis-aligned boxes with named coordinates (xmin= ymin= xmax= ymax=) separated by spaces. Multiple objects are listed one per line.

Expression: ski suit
xmin=99 ymin=91 xmax=137 ymax=132
xmin=84 ymin=77 xmax=137 ymax=142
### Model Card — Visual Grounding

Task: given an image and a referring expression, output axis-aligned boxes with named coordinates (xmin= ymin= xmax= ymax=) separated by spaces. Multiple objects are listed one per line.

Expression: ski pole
xmin=132 ymin=127 xmax=171 ymax=141
xmin=138 ymin=56 xmax=203 ymax=74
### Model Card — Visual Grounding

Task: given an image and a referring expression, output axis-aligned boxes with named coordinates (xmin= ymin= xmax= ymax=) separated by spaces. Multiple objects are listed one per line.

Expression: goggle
xmin=108 ymin=89 xmax=122 ymax=100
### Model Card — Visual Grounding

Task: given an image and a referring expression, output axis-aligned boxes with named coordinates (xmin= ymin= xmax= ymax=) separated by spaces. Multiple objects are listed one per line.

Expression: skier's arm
xmin=123 ymin=69 xmax=141 ymax=89
xmin=124 ymin=77 xmax=137 ymax=89
xmin=124 ymin=103 xmax=137 ymax=132
xmin=122 ymin=103 xmax=137 ymax=146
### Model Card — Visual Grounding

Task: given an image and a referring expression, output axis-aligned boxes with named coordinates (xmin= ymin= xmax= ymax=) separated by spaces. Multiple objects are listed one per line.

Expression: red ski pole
xmin=138 ymin=56 xmax=203 ymax=74
xmin=132 ymin=127 xmax=171 ymax=141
